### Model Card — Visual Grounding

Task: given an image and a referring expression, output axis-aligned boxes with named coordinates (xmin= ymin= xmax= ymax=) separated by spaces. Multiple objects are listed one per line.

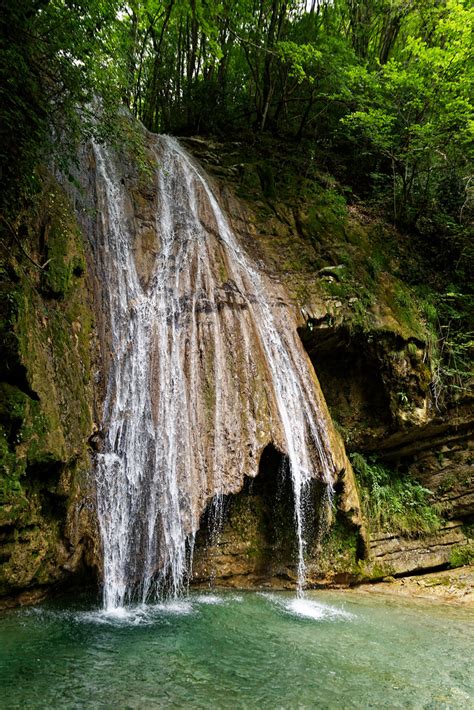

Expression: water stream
xmin=91 ymin=135 xmax=335 ymax=609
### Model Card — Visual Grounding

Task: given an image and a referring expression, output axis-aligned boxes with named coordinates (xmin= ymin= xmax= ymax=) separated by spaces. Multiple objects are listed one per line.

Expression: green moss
xmin=319 ymin=515 xmax=360 ymax=575
xmin=449 ymin=545 xmax=474 ymax=568
xmin=363 ymin=562 xmax=396 ymax=580
xmin=462 ymin=522 xmax=474 ymax=538
xmin=15 ymin=256 xmax=93 ymax=457
xmin=367 ymin=243 xmax=390 ymax=278
xmin=256 ymin=161 xmax=277 ymax=200
xmin=437 ymin=473 xmax=457 ymax=495
xmin=40 ymin=186 xmax=87 ymax=300
xmin=0 ymin=429 xmax=25 ymax=498
xmin=305 ymin=190 xmax=347 ymax=242
xmin=0 ymin=173 xmax=95 ymax=597
xmin=112 ymin=115 xmax=155 ymax=186
xmin=0 ymin=383 xmax=28 ymax=442
xmin=218 ymin=262 xmax=228 ymax=284
xmin=229 ymin=494 xmax=267 ymax=542
xmin=42 ymin=222 xmax=73 ymax=297
xmin=422 ymin=300 xmax=438 ymax=324
xmin=0 ymin=521 xmax=61 ymax=593
xmin=389 ymin=283 xmax=424 ymax=336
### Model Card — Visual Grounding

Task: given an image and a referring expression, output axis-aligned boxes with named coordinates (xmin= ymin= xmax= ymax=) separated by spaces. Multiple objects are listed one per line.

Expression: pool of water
xmin=0 ymin=590 xmax=472 ymax=709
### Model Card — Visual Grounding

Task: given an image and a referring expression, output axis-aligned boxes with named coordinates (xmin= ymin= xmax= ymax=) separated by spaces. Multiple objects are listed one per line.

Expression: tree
xmin=341 ymin=0 xmax=473 ymax=225
xmin=0 ymin=0 xmax=124 ymax=212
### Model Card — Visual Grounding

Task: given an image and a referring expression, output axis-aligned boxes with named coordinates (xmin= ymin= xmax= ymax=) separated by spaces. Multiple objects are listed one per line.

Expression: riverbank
xmin=352 ymin=565 xmax=474 ymax=606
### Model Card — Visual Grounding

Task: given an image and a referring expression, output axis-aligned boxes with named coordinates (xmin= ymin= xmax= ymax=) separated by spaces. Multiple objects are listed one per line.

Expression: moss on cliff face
xmin=0 ymin=176 xmax=97 ymax=602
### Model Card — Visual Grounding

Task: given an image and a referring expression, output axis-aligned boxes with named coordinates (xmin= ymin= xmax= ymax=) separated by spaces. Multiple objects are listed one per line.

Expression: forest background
xmin=1 ymin=0 xmax=472 ymax=227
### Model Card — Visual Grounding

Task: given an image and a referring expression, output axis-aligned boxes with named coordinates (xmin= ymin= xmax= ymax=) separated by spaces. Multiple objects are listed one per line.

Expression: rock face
xmin=185 ymin=136 xmax=473 ymax=585
xmin=355 ymin=565 xmax=474 ymax=605
xmin=361 ymin=405 xmax=474 ymax=576
xmin=368 ymin=522 xmax=469 ymax=577
xmin=0 ymin=176 xmax=99 ymax=606
xmin=300 ymin=321 xmax=472 ymax=577
xmin=1 ymin=128 xmax=471 ymax=603
xmin=0 ymin=131 xmax=364 ymax=604
xmin=69 ymin=131 xmax=363 ymax=604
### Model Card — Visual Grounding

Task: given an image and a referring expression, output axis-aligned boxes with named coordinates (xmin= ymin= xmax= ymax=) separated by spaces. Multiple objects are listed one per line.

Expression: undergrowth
xmin=421 ymin=290 xmax=473 ymax=409
xmin=350 ymin=452 xmax=442 ymax=536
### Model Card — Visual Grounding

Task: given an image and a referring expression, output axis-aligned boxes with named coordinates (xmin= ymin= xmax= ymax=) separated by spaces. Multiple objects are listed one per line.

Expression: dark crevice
xmin=373 ymin=562 xmax=452 ymax=583
xmin=39 ymin=489 xmax=67 ymax=525
xmin=195 ymin=442 xmax=332 ymax=582
xmin=298 ymin=324 xmax=392 ymax=440
xmin=26 ymin=459 xmax=63 ymax=487
xmin=0 ymin=370 xmax=40 ymax=403
xmin=196 ymin=443 xmax=296 ymax=566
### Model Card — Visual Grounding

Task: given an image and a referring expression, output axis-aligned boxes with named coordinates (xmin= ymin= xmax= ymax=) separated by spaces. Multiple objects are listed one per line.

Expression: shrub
xmin=350 ymin=452 xmax=442 ymax=535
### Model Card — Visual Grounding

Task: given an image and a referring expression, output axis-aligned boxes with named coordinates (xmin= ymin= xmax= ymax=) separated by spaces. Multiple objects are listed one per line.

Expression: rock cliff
xmin=186 ymin=135 xmax=473 ymax=587
xmin=0 ymin=129 xmax=471 ymax=603
xmin=0 ymin=175 xmax=99 ymax=606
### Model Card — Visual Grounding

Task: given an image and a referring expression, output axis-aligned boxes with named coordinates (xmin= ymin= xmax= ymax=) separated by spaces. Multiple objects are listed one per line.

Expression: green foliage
xmin=350 ymin=452 xmax=443 ymax=535
xmin=339 ymin=1 xmax=474 ymax=226
xmin=276 ymin=41 xmax=321 ymax=84
xmin=0 ymin=0 xmax=124 ymax=213
xmin=421 ymin=288 xmax=473 ymax=407
xmin=449 ymin=545 xmax=474 ymax=568
xmin=2 ymin=0 xmax=472 ymax=247
xmin=121 ymin=0 xmax=472 ymax=236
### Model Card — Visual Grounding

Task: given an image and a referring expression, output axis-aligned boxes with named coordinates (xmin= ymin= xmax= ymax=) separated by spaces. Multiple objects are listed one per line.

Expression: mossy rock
xmin=0 ymin=174 xmax=96 ymax=601
xmin=315 ymin=514 xmax=362 ymax=577
xmin=450 ymin=544 xmax=474 ymax=568
xmin=39 ymin=185 xmax=87 ymax=300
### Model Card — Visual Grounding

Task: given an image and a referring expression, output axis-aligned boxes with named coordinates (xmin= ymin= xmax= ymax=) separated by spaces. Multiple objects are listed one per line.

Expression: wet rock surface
xmin=367 ymin=522 xmax=471 ymax=577
xmin=186 ymin=136 xmax=473 ymax=587
xmin=69 ymin=133 xmax=364 ymax=604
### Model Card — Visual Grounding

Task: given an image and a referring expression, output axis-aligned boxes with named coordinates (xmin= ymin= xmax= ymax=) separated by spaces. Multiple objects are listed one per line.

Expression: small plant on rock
xmin=350 ymin=452 xmax=442 ymax=536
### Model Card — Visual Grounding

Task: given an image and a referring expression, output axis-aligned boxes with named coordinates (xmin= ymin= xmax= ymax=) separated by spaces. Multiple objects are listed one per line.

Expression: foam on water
xmin=47 ymin=594 xmax=242 ymax=627
xmin=285 ymin=597 xmax=354 ymax=621
xmin=193 ymin=594 xmax=225 ymax=605
xmin=261 ymin=592 xmax=354 ymax=621
xmin=78 ymin=599 xmax=195 ymax=626
xmin=152 ymin=600 xmax=194 ymax=615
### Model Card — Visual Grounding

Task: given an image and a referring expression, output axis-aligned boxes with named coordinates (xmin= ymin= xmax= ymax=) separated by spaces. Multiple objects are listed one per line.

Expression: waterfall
xmin=90 ymin=134 xmax=335 ymax=609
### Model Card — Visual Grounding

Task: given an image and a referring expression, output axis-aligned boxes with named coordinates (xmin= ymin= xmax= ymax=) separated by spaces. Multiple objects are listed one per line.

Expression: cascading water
xmin=89 ymin=134 xmax=335 ymax=609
